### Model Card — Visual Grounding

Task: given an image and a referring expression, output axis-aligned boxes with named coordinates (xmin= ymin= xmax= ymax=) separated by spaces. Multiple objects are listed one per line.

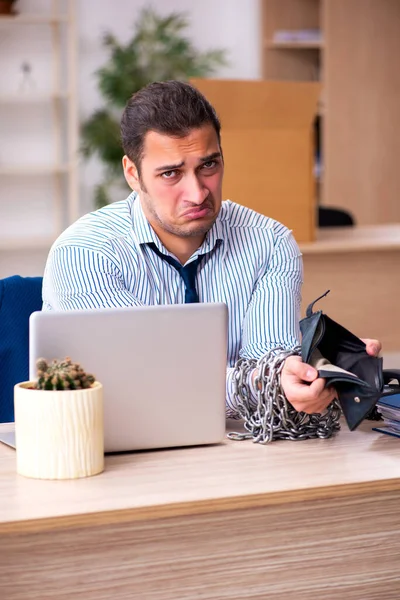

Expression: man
xmin=43 ymin=81 xmax=381 ymax=418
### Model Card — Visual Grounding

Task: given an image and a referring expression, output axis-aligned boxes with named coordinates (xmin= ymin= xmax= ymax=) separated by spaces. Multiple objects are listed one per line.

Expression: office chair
xmin=0 ymin=275 xmax=43 ymax=422
xmin=318 ymin=206 xmax=355 ymax=227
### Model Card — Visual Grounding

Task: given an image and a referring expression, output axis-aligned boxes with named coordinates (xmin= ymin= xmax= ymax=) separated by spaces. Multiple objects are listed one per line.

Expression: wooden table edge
xmin=2 ymin=477 xmax=400 ymax=536
xmin=299 ymin=241 xmax=400 ymax=254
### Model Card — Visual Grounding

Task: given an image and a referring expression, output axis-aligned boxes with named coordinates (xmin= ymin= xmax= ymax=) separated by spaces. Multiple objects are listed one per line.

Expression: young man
xmin=42 ymin=81 xmax=380 ymax=417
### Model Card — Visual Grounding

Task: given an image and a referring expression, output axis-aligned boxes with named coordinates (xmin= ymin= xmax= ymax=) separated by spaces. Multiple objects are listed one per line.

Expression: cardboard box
xmin=190 ymin=79 xmax=321 ymax=243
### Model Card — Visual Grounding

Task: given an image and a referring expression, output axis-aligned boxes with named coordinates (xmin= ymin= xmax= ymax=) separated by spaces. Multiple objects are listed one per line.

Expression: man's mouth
xmin=182 ymin=205 xmax=213 ymax=220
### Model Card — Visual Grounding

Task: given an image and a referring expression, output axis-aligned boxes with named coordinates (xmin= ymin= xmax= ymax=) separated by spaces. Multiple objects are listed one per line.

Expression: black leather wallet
xmin=300 ymin=291 xmax=400 ymax=431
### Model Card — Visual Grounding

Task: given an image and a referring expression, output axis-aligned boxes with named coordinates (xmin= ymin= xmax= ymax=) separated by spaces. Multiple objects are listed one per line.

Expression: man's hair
xmin=120 ymin=80 xmax=221 ymax=174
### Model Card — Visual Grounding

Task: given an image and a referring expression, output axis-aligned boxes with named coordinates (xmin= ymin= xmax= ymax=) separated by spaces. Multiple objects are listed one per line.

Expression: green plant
xmin=34 ymin=357 xmax=96 ymax=391
xmin=80 ymin=8 xmax=228 ymax=208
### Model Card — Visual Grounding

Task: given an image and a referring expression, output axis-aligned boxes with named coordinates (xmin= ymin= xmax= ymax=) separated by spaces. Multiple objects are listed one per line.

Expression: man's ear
xmin=122 ymin=155 xmax=141 ymax=192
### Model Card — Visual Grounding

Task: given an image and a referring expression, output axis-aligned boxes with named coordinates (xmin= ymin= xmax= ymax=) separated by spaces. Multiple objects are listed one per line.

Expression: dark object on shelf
xmin=318 ymin=206 xmax=355 ymax=227
xmin=0 ymin=0 xmax=18 ymax=15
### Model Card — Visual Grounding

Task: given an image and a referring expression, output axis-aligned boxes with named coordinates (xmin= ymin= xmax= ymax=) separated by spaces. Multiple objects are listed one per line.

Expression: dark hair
xmin=120 ymin=80 xmax=221 ymax=173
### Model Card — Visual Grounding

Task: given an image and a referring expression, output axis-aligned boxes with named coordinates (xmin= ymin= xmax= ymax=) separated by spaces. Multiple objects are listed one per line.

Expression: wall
xmin=0 ymin=0 xmax=261 ymax=278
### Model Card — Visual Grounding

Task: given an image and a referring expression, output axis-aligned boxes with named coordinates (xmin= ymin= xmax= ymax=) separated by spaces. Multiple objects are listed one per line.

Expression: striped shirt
xmin=43 ymin=192 xmax=303 ymax=417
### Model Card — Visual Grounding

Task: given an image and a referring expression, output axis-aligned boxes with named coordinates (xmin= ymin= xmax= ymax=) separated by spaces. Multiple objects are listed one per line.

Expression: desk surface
xmin=300 ymin=223 xmax=400 ymax=254
xmin=1 ymin=419 xmax=400 ymax=535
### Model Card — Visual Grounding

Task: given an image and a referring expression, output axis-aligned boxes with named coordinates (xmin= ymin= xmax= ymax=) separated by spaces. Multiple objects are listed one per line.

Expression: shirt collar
xmin=131 ymin=191 xmax=226 ymax=256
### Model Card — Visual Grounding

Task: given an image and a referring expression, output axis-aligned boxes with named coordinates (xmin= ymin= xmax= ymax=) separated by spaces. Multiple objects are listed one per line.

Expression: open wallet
xmin=300 ymin=290 xmax=400 ymax=431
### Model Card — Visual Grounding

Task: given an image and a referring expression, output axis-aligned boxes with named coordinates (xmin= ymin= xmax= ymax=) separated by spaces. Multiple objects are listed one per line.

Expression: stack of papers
xmin=272 ymin=29 xmax=322 ymax=44
xmin=373 ymin=393 xmax=400 ymax=438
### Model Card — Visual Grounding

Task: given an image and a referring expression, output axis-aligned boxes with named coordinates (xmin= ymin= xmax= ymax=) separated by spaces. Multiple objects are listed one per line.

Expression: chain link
xmin=228 ymin=347 xmax=341 ymax=444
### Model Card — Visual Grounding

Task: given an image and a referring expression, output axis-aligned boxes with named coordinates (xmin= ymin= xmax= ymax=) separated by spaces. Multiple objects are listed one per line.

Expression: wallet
xmin=300 ymin=291 xmax=400 ymax=431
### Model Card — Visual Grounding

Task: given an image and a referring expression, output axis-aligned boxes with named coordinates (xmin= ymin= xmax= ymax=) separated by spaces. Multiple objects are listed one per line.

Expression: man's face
xmin=123 ymin=124 xmax=224 ymax=240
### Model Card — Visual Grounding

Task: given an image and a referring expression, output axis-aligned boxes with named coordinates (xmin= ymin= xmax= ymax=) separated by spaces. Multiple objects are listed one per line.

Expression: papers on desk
xmin=373 ymin=393 xmax=400 ymax=438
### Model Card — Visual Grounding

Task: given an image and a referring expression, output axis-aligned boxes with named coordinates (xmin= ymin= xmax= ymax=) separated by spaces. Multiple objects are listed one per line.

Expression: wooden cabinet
xmin=261 ymin=0 xmax=400 ymax=226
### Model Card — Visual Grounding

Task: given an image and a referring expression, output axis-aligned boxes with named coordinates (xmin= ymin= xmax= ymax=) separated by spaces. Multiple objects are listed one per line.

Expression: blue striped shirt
xmin=43 ymin=192 xmax=303 ymax=417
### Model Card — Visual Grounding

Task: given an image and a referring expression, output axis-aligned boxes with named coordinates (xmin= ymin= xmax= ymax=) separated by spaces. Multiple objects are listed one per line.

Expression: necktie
xmin=147 ymin=242 xmax=203 ymax=303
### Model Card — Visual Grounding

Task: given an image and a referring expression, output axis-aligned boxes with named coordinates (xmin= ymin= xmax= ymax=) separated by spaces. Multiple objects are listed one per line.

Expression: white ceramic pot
xmin=14 ymin=381 xmax=104 ymax=479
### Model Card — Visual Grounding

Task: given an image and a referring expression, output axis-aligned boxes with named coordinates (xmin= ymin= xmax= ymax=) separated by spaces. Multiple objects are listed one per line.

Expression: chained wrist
xmin=228 ymin=346 xmax=341 ymax=444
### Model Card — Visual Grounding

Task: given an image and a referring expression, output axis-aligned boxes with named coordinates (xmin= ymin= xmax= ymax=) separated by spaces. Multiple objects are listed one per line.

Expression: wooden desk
xmin=1 ymin=420 xmax=400 ymax=599
xmin=300 ymin=224 xmax=400 ymax=354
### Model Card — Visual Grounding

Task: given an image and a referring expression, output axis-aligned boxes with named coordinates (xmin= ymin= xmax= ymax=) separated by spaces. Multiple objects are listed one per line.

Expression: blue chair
xmin=0 ymin=276 xmax=43 ymax=422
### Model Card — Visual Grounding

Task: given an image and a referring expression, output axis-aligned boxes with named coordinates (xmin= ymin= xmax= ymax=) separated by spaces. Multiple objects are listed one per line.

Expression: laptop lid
xmin=28 ymin=303 xmax=228 ymax=453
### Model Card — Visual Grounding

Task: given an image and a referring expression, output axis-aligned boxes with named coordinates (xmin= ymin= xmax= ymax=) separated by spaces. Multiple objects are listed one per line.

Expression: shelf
xmin=0 ymin=93 xmax=70 ymax=103
xmin=0 ymin=165 xmax=69 ymax=176
xmin=0 ymin=14 xmax=68 ymax=24
xmin=299 ymin=224 xmax=400 ymax=255
xmin=0 ymin=237 xmax=55 ymax=251
xmin=266 ymin=40 xmax=323 ymax=50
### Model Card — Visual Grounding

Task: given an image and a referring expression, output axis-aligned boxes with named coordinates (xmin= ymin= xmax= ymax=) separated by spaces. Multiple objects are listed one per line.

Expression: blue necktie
xmin=147 ymin=242 xmax=203 ymax=303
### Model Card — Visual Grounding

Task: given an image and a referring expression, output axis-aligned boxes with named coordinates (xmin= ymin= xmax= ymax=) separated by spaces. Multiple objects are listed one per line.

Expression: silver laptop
xmin=1 ymin=303 xmax=227 ymax=453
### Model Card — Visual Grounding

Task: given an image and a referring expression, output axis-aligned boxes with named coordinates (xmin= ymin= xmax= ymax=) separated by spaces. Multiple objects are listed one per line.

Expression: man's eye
xmin=161 ymin=170 xmax=177 ymax=179
xmin=202 ymin=160 xmax=216 ymax=169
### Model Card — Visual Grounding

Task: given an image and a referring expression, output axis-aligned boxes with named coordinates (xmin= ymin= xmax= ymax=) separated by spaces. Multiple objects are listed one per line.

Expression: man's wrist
xmin=250 ymin=368 xmax=259 ymax=392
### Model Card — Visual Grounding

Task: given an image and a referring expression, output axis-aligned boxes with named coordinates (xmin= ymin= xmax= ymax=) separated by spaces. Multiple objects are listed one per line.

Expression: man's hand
xmin=281 ymin=356 xmax=336 ymax=414
xmin=281 ymin=338 xmax=382 ymax=414
xmin=361 ymin=338 xmax=381 ymax=357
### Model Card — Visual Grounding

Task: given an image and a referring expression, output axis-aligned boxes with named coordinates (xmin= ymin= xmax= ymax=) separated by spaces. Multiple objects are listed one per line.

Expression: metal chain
xmin=228 ymin=347 xmax=341 ymax=444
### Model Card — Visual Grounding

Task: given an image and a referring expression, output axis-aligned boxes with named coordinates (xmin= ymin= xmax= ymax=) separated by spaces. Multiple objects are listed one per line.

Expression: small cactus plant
xmin=35 ymin=357 xmax=96 ymax=391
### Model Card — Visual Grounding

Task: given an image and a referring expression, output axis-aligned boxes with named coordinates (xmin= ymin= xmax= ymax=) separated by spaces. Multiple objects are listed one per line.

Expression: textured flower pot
xmin=14 ymin=381 xmax=104 ymax=479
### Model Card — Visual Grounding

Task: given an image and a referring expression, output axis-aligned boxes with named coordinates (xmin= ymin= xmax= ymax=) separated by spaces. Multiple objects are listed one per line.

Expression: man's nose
xmin=183 ymin=175 xmax=209 ymax=205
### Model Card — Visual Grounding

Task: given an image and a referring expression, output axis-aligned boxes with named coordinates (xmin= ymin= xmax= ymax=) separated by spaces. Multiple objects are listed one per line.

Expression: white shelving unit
xmin=0 ymin=14 xmax=69 ymax=23
xmin=0 ymin=0 xmax=78 ymax=252
xmin=0 ymin=92 xmax=70 ymax=102
xmin=266 ymin=41 xmax=323 ymax=49
xmin=0 ymin=165 xmax=69 ymax=175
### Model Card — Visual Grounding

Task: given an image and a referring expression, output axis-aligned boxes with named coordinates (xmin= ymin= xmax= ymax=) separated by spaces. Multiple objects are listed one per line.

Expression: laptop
xmin=0 ymin=303 xmax=228 ymax=453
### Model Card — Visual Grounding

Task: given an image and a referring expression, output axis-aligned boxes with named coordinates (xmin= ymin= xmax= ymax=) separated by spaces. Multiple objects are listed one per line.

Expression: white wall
xmin=0 ymin=0 xmax=261 ymax=278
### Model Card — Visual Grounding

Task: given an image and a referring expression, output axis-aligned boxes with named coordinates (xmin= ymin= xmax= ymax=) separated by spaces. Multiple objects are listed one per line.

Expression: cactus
xmin=35 ymin=357 xmax=96 ymax=391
